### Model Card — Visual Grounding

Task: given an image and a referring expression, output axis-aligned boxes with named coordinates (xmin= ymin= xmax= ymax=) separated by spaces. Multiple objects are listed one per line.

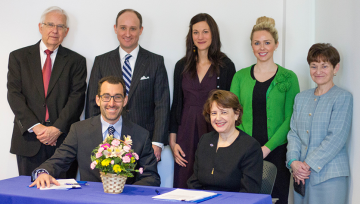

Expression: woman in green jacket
xmin=230 ymin=16 xmax=299 ymax=204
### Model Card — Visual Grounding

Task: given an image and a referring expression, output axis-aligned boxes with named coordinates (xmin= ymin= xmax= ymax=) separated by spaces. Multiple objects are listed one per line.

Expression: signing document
xmin=40 ymin=179 xmax=81 ymax=190
xmin=153 ymin=189 xmax=220 ymax=203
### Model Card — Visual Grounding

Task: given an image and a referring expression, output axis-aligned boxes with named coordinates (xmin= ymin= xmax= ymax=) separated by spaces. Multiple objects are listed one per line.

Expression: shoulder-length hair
xmin=183 ymin=13 xmax=226 ymax=78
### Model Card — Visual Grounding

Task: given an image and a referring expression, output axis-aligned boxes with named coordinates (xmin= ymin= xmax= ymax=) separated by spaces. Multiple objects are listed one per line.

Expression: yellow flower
xmin=131 ymin=157 xmax=135 ymax=163
xmin=101 ymin=158 xmax=111 ymax=167
xmin=113 ymin=164 xmax=122 ymax=173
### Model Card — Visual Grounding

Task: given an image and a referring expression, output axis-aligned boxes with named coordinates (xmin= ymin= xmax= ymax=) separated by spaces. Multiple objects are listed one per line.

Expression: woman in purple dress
xmin=169 ymin=13 xmax=236 ymax=188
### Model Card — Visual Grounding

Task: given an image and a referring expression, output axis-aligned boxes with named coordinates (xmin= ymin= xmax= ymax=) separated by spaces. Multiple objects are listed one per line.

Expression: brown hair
xmin=115 ymin=9 xmax=142 ymax=28
xmin=97 ymin=76 xmax=126 ymax=97
xmin=183 ymin=13 xmax=226 ymax=78
xmin=203 ymin=90 xmax=243 ymax=126
xmin=250 ymin=16 xmax=278 ymax=44
xmin=307 ymin=43 xmax=340 ymax=67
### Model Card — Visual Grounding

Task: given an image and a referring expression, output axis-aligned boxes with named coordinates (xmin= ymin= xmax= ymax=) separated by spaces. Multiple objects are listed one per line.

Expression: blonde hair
xmin=250 ymin=16 xmax=278 ymax=44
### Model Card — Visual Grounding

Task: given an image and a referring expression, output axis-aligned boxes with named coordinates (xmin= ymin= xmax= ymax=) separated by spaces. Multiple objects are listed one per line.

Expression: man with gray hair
xmin=7 ymin=6 xmax=87 ymax=178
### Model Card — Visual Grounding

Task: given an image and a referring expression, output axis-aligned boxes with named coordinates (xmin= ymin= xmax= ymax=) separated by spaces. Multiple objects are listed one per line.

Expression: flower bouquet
xmin=90 ymin=134 xmax=143 ymax=194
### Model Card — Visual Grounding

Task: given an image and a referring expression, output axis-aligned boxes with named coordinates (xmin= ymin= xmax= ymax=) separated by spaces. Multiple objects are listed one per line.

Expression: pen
xmin=155 ymin=189 xmax=160 ymax=195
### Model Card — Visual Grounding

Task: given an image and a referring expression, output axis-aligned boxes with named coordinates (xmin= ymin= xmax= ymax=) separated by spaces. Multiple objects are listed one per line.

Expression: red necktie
xmin=43 ymin=49 xmax=53 ymax=122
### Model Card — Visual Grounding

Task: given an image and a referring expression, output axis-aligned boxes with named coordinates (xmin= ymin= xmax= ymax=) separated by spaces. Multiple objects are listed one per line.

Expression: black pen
xmin=155 ymin=189 xmax=160 ymax=195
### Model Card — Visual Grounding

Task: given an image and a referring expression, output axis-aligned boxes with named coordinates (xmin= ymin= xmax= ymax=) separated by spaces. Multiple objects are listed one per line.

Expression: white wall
xmin=315 ymin=1 xmax=360 ymax=203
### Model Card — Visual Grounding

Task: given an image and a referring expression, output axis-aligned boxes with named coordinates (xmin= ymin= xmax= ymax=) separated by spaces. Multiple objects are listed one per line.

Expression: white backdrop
xmin=0 ymin=0 xmax=358 ymax=203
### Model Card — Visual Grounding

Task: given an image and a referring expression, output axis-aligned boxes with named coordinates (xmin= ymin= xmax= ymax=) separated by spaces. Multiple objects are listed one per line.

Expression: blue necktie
xmin=108 ymin=126 xmax=115 ymax=136
xmin=122 ymin=54 xmax=132 ymax=95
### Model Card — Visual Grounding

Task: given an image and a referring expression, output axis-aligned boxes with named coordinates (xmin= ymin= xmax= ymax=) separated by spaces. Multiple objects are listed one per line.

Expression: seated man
xmin=30 ymin=76 xmax=160 ymax=188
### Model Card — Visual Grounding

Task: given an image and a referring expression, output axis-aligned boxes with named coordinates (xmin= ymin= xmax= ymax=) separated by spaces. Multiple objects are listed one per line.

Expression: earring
xmin=193 ymin=46 xmax=196 ymax=53
xmin=334 ymin=74 xmax=337 ymax=76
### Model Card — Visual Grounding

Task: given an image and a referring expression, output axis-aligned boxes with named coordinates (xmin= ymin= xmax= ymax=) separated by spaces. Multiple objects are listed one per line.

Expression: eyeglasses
xmin=99 ymin=94 xmax=124 ymax=102
xmin=42 ymin=23 xmax=67 ymax=30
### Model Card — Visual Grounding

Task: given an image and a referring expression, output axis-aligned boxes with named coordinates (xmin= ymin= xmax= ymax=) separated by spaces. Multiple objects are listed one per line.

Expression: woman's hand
xmin=261 ymin=146 xmax=271 ymax=158
xmin=171 ymin=143 xmax=188 ymax=167
xmin=291 ymin=161 xmax=311 ymax=185
xmin=169 ymin=133 xmax=188 ymax=167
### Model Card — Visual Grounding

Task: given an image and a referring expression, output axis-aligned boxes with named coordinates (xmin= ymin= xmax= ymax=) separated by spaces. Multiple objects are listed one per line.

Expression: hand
xmin=291 ymin=161 xmax=311 ymax=184
xmin=170 ymin=143 xmax=188 ymax=167
xmin=29 ymin=173 xmax=59 ymax=189
xmin=152 ymin=145 xmax=162 ymax=162
xmin=261 ymin=146 xmax=271 ymax=159
xmin=36 ymin=126 xmax=61 ymax=145
xmin=32 ymin=124 xmax=47 ymax=136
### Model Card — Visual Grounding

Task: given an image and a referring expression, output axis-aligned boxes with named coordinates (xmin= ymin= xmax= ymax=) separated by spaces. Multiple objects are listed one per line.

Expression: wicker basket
xmin=100 ymin=172 xmax=127 ymax=194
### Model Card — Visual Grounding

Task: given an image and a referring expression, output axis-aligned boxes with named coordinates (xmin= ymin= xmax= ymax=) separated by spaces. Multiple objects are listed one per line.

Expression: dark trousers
xmin=265 ymin=144 xmax=290 ymax=204
xmin=17 ymin=142 xmax=78 ymax=179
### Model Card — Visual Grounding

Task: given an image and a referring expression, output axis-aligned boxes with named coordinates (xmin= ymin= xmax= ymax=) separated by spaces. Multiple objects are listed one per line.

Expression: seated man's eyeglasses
xmin=42 ymin=23 xmax=67 ymax=30
xmin=100 ymin=94 xmax=124 ymax=102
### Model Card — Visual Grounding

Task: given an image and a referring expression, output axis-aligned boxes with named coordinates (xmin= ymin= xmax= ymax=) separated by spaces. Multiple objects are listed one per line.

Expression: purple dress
xmin=173 ymin=68 xmax=216 ymax=189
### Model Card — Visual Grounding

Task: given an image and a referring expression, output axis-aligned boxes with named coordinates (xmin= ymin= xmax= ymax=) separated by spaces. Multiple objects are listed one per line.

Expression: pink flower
xmin=139 ymin=167 xmax=143 ymax=174
xmin=132 ymin=153 xmax=139 ymax=160
xmin=122 ymin=156 xmax=130 ymax=163
xmin=101 ymin=143 xmax=110 ymax=150
xmin=90 ymin=161 xmax=97 ymax=170
xmin=96 ymin=152 xmax=102 ymax=158
xmin=123 ymin=145 xmax=130 ymax=152
xmin=111 ymin=160 xmax=114 ymax=165
xmin=125 ymin=153 xmax=132 ymax=158
xmin=97 ymin=147 xmax=104 ymax=153
xmin=111 ymin=139 xmax=120 ymax=147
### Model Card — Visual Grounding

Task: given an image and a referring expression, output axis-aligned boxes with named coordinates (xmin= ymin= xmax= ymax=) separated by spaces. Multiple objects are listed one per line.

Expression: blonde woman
xmin=230 ymin=17 xmax=300 ymax=203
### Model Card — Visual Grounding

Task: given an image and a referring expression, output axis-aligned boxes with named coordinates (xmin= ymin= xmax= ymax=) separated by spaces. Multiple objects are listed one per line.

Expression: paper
xmin=40 ymin=179 xmax=81 ymax=190
xmin=153 ymin=189 xmax=219 ymax=202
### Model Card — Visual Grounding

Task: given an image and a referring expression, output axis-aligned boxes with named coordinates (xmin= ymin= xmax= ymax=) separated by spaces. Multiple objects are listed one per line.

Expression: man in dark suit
xmin=30 ymin=76 xmax=160 ymax=188
xmin=7 ymin=6 xmax=86 ymax=177
xmin=85 ymin=9 xmax=170 ymax=162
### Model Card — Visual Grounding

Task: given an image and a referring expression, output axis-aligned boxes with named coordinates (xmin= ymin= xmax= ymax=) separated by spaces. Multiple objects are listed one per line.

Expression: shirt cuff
xmin=287 ymin=159 xmax=296 ymax=168
xmin=152 ymin=142 xmax=164 ymax=150
xmin=28 ymin=123 xmax=41 ymax=133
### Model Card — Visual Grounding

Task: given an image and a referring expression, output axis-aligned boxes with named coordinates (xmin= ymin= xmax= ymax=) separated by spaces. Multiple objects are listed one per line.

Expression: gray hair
xmin=40 ymin=6 xmax=69 ymax=27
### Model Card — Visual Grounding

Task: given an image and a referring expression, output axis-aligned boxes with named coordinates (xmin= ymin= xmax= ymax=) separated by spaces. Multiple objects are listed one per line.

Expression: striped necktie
xmin=122 ymin=54 xmax=132 ymax=95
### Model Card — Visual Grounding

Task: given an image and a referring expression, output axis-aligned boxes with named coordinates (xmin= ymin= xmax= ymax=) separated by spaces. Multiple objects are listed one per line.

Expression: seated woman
xmin=286 ymin=43 xmax=353 ymax=204
xmin=187 ymin=90 xmax=263 ymax=193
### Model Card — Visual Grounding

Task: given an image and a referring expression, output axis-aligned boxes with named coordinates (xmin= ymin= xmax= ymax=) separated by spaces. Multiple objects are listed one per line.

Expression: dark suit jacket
xmin=85 ymin=46 xmax=170 ymax=144
xmin=7 ymin=41 xmax=87 ymax=157
xmin=187 ymin=130 xmax=263 ymax=193
xmin=37 ymin=115 xmax=160 ymax=186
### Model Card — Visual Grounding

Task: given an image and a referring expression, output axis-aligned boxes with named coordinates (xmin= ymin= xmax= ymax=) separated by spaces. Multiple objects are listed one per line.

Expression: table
xmin=0 ymin=176 xmax=272 ymax=204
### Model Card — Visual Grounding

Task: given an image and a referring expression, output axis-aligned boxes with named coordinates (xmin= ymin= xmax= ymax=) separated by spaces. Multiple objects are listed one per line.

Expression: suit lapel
xmin=47 ymin=45 xmax=67 ymax=96
xmin=27 ymin=41 xmax=45 ymax=101
xmin=90 ymin=115 xmax=104 ymax=144
xmin=128 ymin=46 xmax=149 ymax=100
xmin=109 ymin=47 xmax=123 ymax=77
xmin=120 ymin=117 xmax=134 ymax=140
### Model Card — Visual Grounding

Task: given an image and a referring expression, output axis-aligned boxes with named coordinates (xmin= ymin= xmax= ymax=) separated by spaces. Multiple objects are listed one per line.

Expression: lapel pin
xmin=210 ymin=144 xmax=213 ymax=147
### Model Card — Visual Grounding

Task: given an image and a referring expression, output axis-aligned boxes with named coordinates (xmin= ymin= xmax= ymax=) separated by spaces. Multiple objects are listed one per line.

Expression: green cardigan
xmin=230 ymin=64 xmax=300 ymax=151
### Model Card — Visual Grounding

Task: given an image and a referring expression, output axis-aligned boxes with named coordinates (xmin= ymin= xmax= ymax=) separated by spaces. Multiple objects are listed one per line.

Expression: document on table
xmin=40 ymin=179 xmax=81 ymax=190
xmin=153 ymin=189 xmax=220 ymax=203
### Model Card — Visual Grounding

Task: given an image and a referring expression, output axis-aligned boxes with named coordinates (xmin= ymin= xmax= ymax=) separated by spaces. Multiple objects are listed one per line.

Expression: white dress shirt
xmin=118 ymin=45 xmax=164 ymax=149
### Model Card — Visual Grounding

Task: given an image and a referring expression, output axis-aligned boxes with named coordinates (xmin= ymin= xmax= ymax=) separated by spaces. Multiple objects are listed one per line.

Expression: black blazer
xmin=85 ymin=46 xmax=170 ymax=144
xmin=187 ymin=130 xmax=263 ymax=193
xmin=7 ymin=41 xmax=87 ymax=157
xmin=37 ymin=115 xmax=160 ymax=186
xmin=169 ymin=57 xmax=236 ymax=133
